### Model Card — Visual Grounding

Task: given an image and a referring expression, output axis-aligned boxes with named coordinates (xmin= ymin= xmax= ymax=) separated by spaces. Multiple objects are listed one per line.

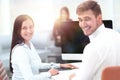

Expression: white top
xmin=72 ymin=24 xmax=120 ymax=80
xmin=11 ymin=42 xmax=60 ymax=80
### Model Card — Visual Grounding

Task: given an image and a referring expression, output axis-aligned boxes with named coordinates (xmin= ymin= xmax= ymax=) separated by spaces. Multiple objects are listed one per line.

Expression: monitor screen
xmin=60 ymin=21 xmax=89 ymax=53
xmin=60 ymin=20 xmax=112 ymax=54
xmin=103 ymin=20 xmax=113 ymax=29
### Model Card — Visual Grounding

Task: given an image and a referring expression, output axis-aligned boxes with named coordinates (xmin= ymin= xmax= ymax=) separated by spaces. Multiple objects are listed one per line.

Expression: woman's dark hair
xmin=60 ymin=6 xmax=70 ymax=20
xmin=9 ymin=15 xmax=34 ymax=72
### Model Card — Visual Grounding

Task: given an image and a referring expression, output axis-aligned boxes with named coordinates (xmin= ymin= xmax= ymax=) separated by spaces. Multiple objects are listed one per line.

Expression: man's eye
xmin=78 ymin=19 xmax=82 ymax=22
xmin=85 ymin=18 xmax=90 ymax=21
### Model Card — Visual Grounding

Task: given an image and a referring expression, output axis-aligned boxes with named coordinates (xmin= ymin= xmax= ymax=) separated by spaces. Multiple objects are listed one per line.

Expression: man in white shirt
xmin=70 ymin=0 xmax=120 ymax=80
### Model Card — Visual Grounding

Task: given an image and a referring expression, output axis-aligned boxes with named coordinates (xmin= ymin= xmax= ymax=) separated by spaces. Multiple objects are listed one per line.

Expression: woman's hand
xmin=48 ymin=68 xmax=59 ymax=76
xmin=60 ymin=63 xmax=78 ymax=69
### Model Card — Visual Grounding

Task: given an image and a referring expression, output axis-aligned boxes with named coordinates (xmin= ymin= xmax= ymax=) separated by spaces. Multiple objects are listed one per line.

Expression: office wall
xmin=114 ymin=0 xmax=120 ymax=32
xmin=0 ymin=0 xmax=120 ymax=35
xmin=0 ymin=0 xmax=11 ymax=35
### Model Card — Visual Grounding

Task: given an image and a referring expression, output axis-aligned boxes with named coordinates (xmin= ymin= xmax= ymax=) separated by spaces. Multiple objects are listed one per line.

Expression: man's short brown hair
xmin=76 ymin=0 xmax=102 ymax=17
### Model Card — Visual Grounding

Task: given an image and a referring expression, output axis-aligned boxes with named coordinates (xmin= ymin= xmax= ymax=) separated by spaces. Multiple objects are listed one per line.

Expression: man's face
xmin=78 ymin=10 xmax=101 ymax=36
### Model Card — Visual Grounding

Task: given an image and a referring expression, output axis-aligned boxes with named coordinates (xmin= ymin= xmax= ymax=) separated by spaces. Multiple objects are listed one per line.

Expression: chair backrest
xmin=102 ymin=66 xmax=120 ymax=80
xmin=0 ymin=60 xmax=9 ymax=80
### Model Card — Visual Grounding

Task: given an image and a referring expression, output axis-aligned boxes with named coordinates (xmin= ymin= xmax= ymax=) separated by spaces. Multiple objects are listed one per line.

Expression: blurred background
xmin=0 ymin=0 xmax=120 ymax=35
xmin=0 ymin=0 xmax=120 ymax=77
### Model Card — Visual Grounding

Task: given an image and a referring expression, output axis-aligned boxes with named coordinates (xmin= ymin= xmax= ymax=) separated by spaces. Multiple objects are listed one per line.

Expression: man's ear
xmin=97 ymin=14 xmax=102 ymax=23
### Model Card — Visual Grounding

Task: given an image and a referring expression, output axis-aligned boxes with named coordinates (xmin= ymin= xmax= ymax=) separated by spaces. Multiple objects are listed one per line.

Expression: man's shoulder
xmin=104 ymin=28 xmax=120 ymax=39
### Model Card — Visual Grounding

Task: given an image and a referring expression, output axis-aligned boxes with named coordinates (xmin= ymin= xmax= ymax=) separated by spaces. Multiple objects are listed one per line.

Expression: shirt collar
xmin=21 ymin=42 xmax=31 ymax=49
xmin=89 ymin=24 xmax=106 ymax=42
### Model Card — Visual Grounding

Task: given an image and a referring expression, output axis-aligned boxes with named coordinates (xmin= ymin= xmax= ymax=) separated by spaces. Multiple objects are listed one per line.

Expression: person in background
xmin=9 ymin=14 xmax=77 ymax=80
xmin=69 ymin=0 xmax=120 ymax=80
xmin=52 ymin=6 xmax=72 ymax=47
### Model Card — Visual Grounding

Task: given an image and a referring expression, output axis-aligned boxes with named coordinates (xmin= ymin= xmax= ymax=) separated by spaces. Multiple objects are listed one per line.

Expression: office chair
xmin=101 ymin=66 xmax=120 ymax=80
xmin=0 ymin=60 xmax=9 ymax=80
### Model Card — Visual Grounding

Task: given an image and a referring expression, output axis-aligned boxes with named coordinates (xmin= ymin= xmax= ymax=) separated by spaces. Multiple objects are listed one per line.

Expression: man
xmin=70 ymin=0 xmax=120 ymax=80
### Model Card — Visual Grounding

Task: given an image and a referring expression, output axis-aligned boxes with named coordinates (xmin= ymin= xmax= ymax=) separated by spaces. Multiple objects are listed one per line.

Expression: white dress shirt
xmin=11 ymin=42 xmax=60 ymax=80
xmin=72 ymin=24 xmax=120 ymax=80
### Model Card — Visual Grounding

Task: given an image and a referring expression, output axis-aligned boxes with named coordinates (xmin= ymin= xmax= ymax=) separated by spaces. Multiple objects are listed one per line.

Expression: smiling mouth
xmin=83 ymin=26 xmax=90 ymax=31
xmin=25 ymin=33 xmax=32 ymax=37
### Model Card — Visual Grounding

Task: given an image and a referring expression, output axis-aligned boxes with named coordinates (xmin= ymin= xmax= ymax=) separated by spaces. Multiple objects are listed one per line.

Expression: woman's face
xmin=20 ymin=19 xmax=34 ymax=43
xmin=61 ymin=10 xmax=68 ymax=20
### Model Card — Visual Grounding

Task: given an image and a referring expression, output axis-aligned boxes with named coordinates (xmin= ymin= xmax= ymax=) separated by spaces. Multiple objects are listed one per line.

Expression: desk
xmin=51 ymin=69 xmax=78 ymax=80
xmin=51 ymin=63 xmax=81 ymax=80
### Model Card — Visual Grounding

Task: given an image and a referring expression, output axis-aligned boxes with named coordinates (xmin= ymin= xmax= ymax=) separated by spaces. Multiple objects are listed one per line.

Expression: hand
xmin=69 ymin=73 xmax=75 ymax=80
xmin=48 ymin=68 xmax=59 ymax=76
xmin=60 ymin=63 xmax=78 ymax=69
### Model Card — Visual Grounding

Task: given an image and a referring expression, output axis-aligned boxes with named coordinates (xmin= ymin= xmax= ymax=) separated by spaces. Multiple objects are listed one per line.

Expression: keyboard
xmin=39 ymin=68 xmax=73 ymax=72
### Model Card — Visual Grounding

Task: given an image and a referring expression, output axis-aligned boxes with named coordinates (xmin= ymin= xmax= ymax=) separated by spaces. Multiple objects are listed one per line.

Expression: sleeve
xmin=72 ymin=44 xmax=104 ymax=80
xmin=31 ymin=42 xmax=60 ymax=70
xmin=38 ymin=62 xmax=60 ymax=69
xmin=13 ymin=47 xmax=52 ymax=80
xmin=52 ymin=20 xmax=58 ymax=40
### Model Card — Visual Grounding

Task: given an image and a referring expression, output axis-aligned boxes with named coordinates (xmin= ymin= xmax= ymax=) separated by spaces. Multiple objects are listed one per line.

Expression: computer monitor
xmin=61 ymin=21 xmax=90 ymax=53
xmin=103 ymin=20 xmax=113 ymax=29
xmin=61 ymin=20 xmax=112 ymax=60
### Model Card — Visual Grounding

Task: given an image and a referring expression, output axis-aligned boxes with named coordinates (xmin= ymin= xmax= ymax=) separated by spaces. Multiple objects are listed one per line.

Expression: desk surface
xmin=51 ymin=63 xmax=81 ymax=80
xmin=51 ymin=69 xmax=78 ymax=80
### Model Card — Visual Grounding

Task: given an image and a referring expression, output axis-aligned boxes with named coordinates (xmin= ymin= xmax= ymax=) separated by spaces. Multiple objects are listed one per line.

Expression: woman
xmin=52 ymin=6 xmax=72 ymax=47
xmin=10 ymin=15 xmax=77 ymax=80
